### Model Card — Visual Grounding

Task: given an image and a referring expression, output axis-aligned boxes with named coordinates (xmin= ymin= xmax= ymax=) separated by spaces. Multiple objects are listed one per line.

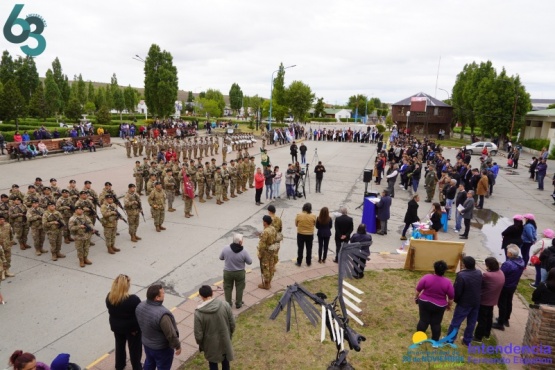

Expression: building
xmin=391 ymin=92 xmax=453 ymax=136
xmin=309 ymin=108 xmax=351 ymax=120
xmin=531 ymin=99 xmax=555 ymax=111
xmin=522 ymin=109 xmax=555 ymax=150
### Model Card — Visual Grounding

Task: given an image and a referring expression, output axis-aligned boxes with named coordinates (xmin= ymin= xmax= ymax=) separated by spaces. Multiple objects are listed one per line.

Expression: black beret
xmin=61 ymin=189 xmax=69 ymax=193
xmin=128 ymin=184 xmax=136 ymax=188
xmin=263 ymin=215 xmax=273 ymax=225
xmin=50 ymin=178 xmax=57 ymax=182
xmin=105 ymin=182 xmax=112 ymax=186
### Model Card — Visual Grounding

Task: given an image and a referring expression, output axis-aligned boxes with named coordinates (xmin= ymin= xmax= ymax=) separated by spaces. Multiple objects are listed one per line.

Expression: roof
xmin=392 ymin=92 xmax=451 ymax=108
xmin=525 ymin=108 xmax=555 ymax=118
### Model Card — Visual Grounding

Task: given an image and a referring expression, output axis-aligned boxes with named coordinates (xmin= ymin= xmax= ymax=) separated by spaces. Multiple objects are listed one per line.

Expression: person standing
xmin=106 ymin=274 xmax=142 ymax=370
xmin=386 ymin=163 xmax=399 ymax=198
xmin=124 ymin=184 xmax=142 ymax=242
xmin=476 ymin=170 xmax=489 ymax=209
xmin=459 ymin=190 xmax=475 ymax=239
xmin=0 ymin=215 xmax=15 ymax=278
xmin=376 ymin=189 xmax=392 ymax=235
xmin=453 ymin=183 xmax=467 ymax=233
xmin=400 ymin=194 xmax=420 ymax=241
xmin=42 ymin=202 xmax=65 ymax=261
xmin=316 ymin=207 xmax=332 ymax=263
xmin=214 ymin=167 xmax=224 ymax=205
xmin=163 ymin=169 xmax=176 ymax=212
xmin=136 ymin=284 xmax=181 ymax=370
xmin=414 ymin=260 xmax=454 ymax=341
xmin=299 ymin=142 xmax=307 ymax=164
xmin=446 ymin=256 xmax=483 ymax=345
xmin=295 ymin=203 xmax=316 ymax=267
xmin=57 ymin=189 xmax=75 ymax=245
xmin=290 ymin=141 xmax=298 ymax=163
xmin=424 ymin=164 xmax=438 ymax=202
xmin=521 ymin=214 xmax=537 ymax=267
xmin=285 ymin=164 xmax=296 ymax=200
xmin=253 ymin=167 xmax=265 ymax=206
xmin=69 ymin=206 xmax=95 ymax=267
xmin=333 ymin=206 xmax=354 ymax=262
xmin=492 ymin=245 xmax=525 ymax=330
xmin=349 ymin=224 xmax=373 ymax=278
xmin=267 ymin=205 xmax=283 ymax=273
xmin=314 ymin=161 xmax=326 ymax=193
xmin=258 ymin=215 xmax=277 ymax=289
xmin=536 ymin=158 xmax=548 ymax=191
xmin=148 ymin=182 xmax=167 ymax=232
xmin=272 ymin=166 xmax=282 ymax=199
xmin=194 ymin=285 xmax=235 ymax=370
xmin=444 ymin=179 xmax=457 ymax=220
xmin=101 ymin=195 xmax=121 ymax=254
xmin=26 ymin=199 xmax=47 ymax=256
xmin=9 ymin=197 xmax=30 ymax=251
xmin=219 ymin=233 xmax=252 ymax=309
xmin=473 ymin=257 xmax=505 ymax=343
xmin=264 ymin=165 xmax=275 ymax=201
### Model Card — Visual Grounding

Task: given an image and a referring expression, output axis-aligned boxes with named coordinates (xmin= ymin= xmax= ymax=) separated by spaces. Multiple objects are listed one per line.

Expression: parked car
xmin=464 ymin=141 xmax=498 ymax=156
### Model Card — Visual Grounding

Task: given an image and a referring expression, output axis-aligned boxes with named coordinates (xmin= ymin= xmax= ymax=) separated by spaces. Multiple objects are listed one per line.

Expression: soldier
xmin=57 ymin=189 xmax=75 ymax=244
xmin=257 ymin=215 xmax=277 ymax=290
xmin=187 ymin=138 xmax=193 ymax=160
xmin=193 ymin=139 xmax=199 ymax=159
xmin=183 ymin=172 xmax=194 ymax=218
xmin=42 ymin=202 xmax=65 ymax=261
xmin=188 ymin=159 xmax=198 ymax=193
xmin=236 ymin=158 xmax=244 ymax=194
xmin=204 ymin=162 xmax=214 ymax=200
xmin=40 ymin=187 xmax=56 ymax=210
xmin=221 ymin=162 xmax=230 ymax=201
xmin=27 ymin=199 xmax=47 ymax=256
xmin=82 ymin=180 xmax=100 ymax=214
xmin=145 ymin=138 xmax=152 ymax=160
xmin=240 ymin=157 xmax=249 ymax=192
xmin=9 ymin=184 xmax=24 ymax=204
xmin=69 ymin=205 xmax=95 ymax=267
xmin=214 ymin=167 xmax=224 ymax=205
xmin=99 ymin=182 xmax=115 ymax=205
xmin=140 ymin=158 xmax=151 ymax=195
xmin=9 ymin=197 xmax=30 ymax=250
xmin=23 ymin=185 xmax=40 ymax=208
xmin=132 ymin=138 xmax=139 ymax=157
xmin=100 ymin=195 xmax=120 ymax=254
xmin=202 ymin=138 xmax=209 ymax=158
xmin=196 ymin=166 xmax=206 ymax=203
xmin=50 ymin=178 xmax=62 ymax=199
xmin=425 ymin=164 xmax=438 ymax=202
xmin=125 ymin=137 xmax=132 ymax=158
xmin=0 ymin=215 xmax=15 ymax=277
xmin=0 ymin=194 xmax=10 ymax=220
xmin=210 ymin=158 xmax=217 ymax=195
xmin=171 ymin=159 xmax=181 ymax=196
xmin=163 ymin=169 xmax=176 ymax=212
xmin=248 ymin=156 xmax=256 ymax=188
xmin=222 ymin=141 xmax=227 ymax=163
xmin=138 ymin=137 xmax=145 ymax=156
xmin=214 ymin=136 xmax=219 ymax=155
xmin=67 ymin=180 xmax=80 ymax=204
xmin=124 ymin=184 xmax=142 ymax=242
xmin=74 ymin=191 xmax=97 ymax=246
xmin=146 ymin=173 xmax=157 ymax=196
xmin=209 ymin=137 xmax=215 ymax=156
xmin=148 ymin=181 xmax=167 ymax=232
xmin=133 ymin=161 xmax=144 ymax=195
xmin=229 ymin=160 xmax=239 ymax=197
xmin=33 ymin=177 xmax=45 ymax=194
xmin=267 ymin=205 xmax=283 ymax=273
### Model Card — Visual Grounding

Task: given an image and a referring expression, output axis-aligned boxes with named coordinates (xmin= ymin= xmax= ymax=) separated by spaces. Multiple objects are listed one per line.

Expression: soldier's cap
xmin=13 ymin=197 xmax=21 ymax=201
xmin=32 ymin=199 xmax=39 ymax=203
xmin=105 ymin=194 xmax=113 ymax=199
xmin=84 ymin=180 xmax=92 ymax=184
xmin=47 ymin=201 xmax=56 ymax=206
xmin=36 ymin=177 xmax=42 ymax=181
xmin=28 ymin=185 xmax=35 ymax=189
xmin=216 ymin=166 xmax=221 ymax=170
xmin=143 ymin=158 xmax=148 ymax=160
xmin=151 ymin=162 xmax=157 ymax=165
xmin=69 ymin=179 xmax=76 ymax=184
xmin=190 ymin=160 xmax=195 ymax=163
xmin=135 ymin=161 xmax=140 ymax=164
xmin=128 ymin=184 xmax=136 ymax=188
xmin=12 ymin=184 xmax=19 ymax=188
xmin=61 ymin=189 xmax=69 ymax=193
xmin=166 ymin=169 xmax=172 ymax=172
xmin=250 ymin=156 xmax=255 ymax=159
xmin=105 ymin=182 xmax=112 ymax=186
xmin=230 ymin=159 xmax=235 ymax=163
xmin=222 ymin=162 xmax=227 ymax=165
xmin=79 ymin=191 xmax=88 ymax=195
xmin=1 ymin=194 xmax=8 ymax=199
xmin=155 ymin=181 xmax=161 ymax=185
xmin=205 ymin=162 xmax=209 ymax=165
xmin=75 ymin=205 xmax=83 ymax=210
xmin=0 ymin=215 xmax=5 ymax=219
xmin=263 ymin=215 xmax=273 ymax=225
xmin=211 ymin=158 xmax=216 ymax=161
xmin=43 ymin=187 xmax=51 ymax=191
xmin=267 ymin=205 xmax=276 ymax=213
xmin=197 ymin=165 xmax=203 ymax=169
xmin=50 ymin=178 xmax=57 ymax=182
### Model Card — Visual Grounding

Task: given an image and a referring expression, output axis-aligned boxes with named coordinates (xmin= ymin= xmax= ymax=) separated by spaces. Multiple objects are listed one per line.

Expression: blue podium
xmin=361 ymin=196 xmax=377 ymax=233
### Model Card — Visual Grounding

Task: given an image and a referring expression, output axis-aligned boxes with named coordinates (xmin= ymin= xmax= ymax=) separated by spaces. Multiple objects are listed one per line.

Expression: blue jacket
xmin=537 ymin=163 xmax=547 ymax=176
xmin=453 ymin=268 xmax=482 ymax=307
xmin=491 ymin=165 xmax=499 ymax=178
xmin=501 ymin=257 xmax=525 ymax=288
xmin=376 ymin=195 xmax=392 ymax=221
xmin=521 ymin=223 xmax=537 ymax=244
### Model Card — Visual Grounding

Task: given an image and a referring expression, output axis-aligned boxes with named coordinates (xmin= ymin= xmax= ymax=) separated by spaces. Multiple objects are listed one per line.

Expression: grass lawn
xmin=183 ymin=270 xmax=506 ymax=370
xmin=516 ymin=276 xmax=536 ymax=306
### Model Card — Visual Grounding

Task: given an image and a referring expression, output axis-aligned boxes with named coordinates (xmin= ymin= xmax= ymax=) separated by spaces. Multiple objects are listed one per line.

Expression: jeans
xmin=521 ymin=242 xmax=533 ymax=266
xmin=534 ymin=265 xmax=542 ymax=286
xmin=379 ymin=219 xmax=388 ymax=234
xmin=412 ymin=179 xmax=419 ymax=193
xmin=542 ymin=268 xmax=548 ymax=282
xmin=417 ymin=300 xmax=447 ymax=341
xmin=143 ymin=346 xmax=174 ymax=370
xmin=447 ymin=304 xmax=480 ymax=345
xmin=255 ymin=187 xmax=263 ymax=203
xmin=446 ymin=198 xmax=453 ymax=220
xmin=315 ymin=178 xmax=323 ymax=193
xmin=209 ymin=359 xmax=230 ymax=370
xmin=317 ymin=236 xmax=330 ymax=261
xmin=537 ymin=174 xmax=545 ymax=190
xmin=114 ymin=331 xmax=142 ymax=370
xmin=474 ymin=305 xmax=494 ymax=340
xmin=402 ymin=223 xmax=411 ymax=237
xmin=455 ymin=211 xmax=462 ymax=231
xmin=286 ymin=184 xmax=295 ymax=198
xmin=301 ymin=154 xmax=306 ymax=164
xmin=223 ymin=269 xmax=246 ymax=307
xmin=297 ymin=233 xmax=314 ymax=265
xmin=265 ymin=184 xmax=273 ymax=199
xmin=273 ymin=181 xmax=281 ymax=198
xmin=497 ymin=286 xmax=517 ymax=324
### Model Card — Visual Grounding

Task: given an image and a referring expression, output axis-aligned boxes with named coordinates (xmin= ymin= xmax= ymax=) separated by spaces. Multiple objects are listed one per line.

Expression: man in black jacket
xmin=454 ymin=183 xmax=466 ymax=233
xmin=314 ymin=161 xmax=326 ymax=193
xmin=333 ymin=206 xmax=353 ymax=263
xmin=447 ymin=256 xmax=483 ymax=345
xmin=290 ymin=141 xmax=298 ymax=164
xmin=299 ymin=143 xmax=307 ymax=164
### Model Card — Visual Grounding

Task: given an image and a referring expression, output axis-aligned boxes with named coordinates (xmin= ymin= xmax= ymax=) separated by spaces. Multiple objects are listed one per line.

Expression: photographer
xmin=294 ymin=162 xmax=302 ymax=196
xmin=314 ymin=161 xmax=326 ymax=193
xmin=286 ymin=164 xmax=296 ymax=200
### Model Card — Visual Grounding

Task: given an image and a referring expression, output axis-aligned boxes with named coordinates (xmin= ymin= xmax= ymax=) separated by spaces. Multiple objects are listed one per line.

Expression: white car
xmin=464 ymin=142 xmax=498 ymax=156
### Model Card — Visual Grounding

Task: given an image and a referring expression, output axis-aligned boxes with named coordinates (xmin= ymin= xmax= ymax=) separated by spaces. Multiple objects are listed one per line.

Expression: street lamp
xmin=438 ymin=88 xmax=450 ymax=102
xmin=132 ymin=54 xmax=147 ymax=120
xmin=406 ymin=111 xmax=410 ymax=132
xmin=269 ymin=64 xmax=296 ymax=130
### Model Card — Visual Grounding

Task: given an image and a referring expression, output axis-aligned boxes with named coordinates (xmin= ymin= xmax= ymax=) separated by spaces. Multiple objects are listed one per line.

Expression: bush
xmin=376 ymin=124 xmax=386 ymax=133
xmin=1 ymin=128 xmax=70 ymax=142
xmin=519 ymin=138 xmax=550 ymax=151
xmin=311 ymin=118 xmax=337 ymax=123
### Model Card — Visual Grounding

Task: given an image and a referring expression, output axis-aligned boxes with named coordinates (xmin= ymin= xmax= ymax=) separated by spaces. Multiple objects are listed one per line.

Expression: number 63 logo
xmin=3 ymin=4 xmax=46 ymax=57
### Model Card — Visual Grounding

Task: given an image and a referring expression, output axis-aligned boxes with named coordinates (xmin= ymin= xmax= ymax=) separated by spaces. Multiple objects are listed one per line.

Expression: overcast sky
xmin=1 ymin=0 xmax=553 ymax=105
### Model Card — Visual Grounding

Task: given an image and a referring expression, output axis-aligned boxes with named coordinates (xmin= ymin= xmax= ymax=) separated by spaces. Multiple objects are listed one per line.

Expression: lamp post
xmin=269 ymin=64 xmax=296 ymax=130
xmin=406 ymin=111 xmax=410 ymax=132
xmin=438 ymin=88 xmax=450 ymax=102
xmin=132 ymin=55 xmax=148 ymax=120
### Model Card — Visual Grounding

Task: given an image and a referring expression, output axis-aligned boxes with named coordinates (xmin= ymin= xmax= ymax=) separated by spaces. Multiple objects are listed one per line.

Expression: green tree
xmin=51 ymin=57 xmax=70 ymax=111
xmin=84 ymin=101 xmax=96 ymax=115
xmin=0 ymin=51 xmax=15 ymax=85
xmin=76 ymin=74 xmax=87 ymax=106
xmin=198 ymin=98 xmax=221 ymax=118
xmin=104 ymin=85 xmax=113 ymax=110
xmin=87 ymin=81 xmax=95 ymax=103
xmin=14 ymin=55 xmax=39 ymax=103
xmin=29 ymin=82 xmax=48 ymax=119
xmin=385 ymin=114 xmax=394 ymax=129
xmin=44 ymin=70 xmax=62 ymax=120
xmin=285 ymin=80 xmax=314 ymax=122
xmin=186 ymin=91 xmax=194 ymax=112
xmin=547 ymin=103 xmax=555 ymax=109
xmin=272 ymin=63 xmax=287 ymax=122
xmin=205 ymin=89 xmax=225 ymax=114
xmin=113 ymin=88 xmax=125 ymax=120
xmin=229 ymin=83 xmax=243 ymax=113
xmin=249 ymin=95 xmax=264 ymax=120
xmin=144 ymin=44 xmax=178 ymax=117
xmin=96 ymin=104 xmax=111 ymax=124
xmin=0 ymin=79 xmax=27 ymax=130
xmin=95 ymin=88 xmax=105 ymax=111
xmin=65 ymin=96 xmax=83 ymax=122
xmin=313 ymin=97 xmax=326 ymax=118
xmin=124 ymin=85 xmax=138 ymax=115
xmin=347 ymin=94 xmax=368 ymax=120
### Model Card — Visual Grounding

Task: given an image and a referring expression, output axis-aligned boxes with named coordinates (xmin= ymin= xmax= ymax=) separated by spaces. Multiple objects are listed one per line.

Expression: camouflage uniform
xmin=9 ymin=202 xmax=29 ymax=248
xmin=258 ymin=225 xmax=277 ymax=287
xmin=248 ymin=158 xmax=256 ymax=188
xmin=270 ymin=215 xmax=283 ymax=270
xmin=56 ymin=195 xmax=74 ymax=242
xmin=148 ymin=187 xmax=166 ymax=230
xmin=0 ymin=221 xmax=14 ymax=270
xmin=0 ymin=198 xmax=10 ymax=220
xmin=124 ymin=190 xmax=142 ymax=241
xmin=23 ymin=191 xmax=40 ymax=209
xmin=9 ymin=189 xmax=25 ymax=204
xmin=221 ymin=165 xmax=230 ymax=201
xmin=69 ymin=212 xmax=94 ymax=265
xmin=67 ymin=185 xmax=80 ymax=204
xmin=214 ymin=169 xmax=223 ymax=204
xmin=133 ymin=163 xmax=144 ymax=194
xmin=425 ymin=169 xmax=438 ymax=202
xmin=42 ymin=207 xmax=65 ymax=260
xmin=39 ymin=193 xmax=56 ymax=210
xmin=196 ymin=168 xmax=206 ymax=203
xmin=26 ymin=205 xmax=46 ymax=254
xmin=204 ymin=164 xmax=214 ymax=199
xmin=193 ymin=140 xmax=199 ymax=159
xmin=125 ymin=139 xmax=132 ymax=158
xmin=229 ymin=162 xmax=239 ymax=197
xmin=163 ymin=173 xmax=176 ymax=211
xmin=146 ymin=176 xmax=157 ymax=196
xmin=100 ymin=202 xmax=119 ymax=253
xmin=187 ymin=161 xmax=198 ymax=193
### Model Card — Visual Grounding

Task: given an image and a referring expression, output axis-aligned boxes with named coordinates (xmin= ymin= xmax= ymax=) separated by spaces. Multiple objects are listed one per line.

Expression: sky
xmin=1 ymin=0 xmax=554 ymax=105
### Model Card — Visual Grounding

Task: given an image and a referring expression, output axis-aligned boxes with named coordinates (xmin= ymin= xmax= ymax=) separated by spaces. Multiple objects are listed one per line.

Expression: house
xmin=309 ymin=108 xmax=351 ymax=120
xmin=522 ymin=109 xmax=555 ymax=150
xmin=391 ymin=92 xmax=453 ymax=136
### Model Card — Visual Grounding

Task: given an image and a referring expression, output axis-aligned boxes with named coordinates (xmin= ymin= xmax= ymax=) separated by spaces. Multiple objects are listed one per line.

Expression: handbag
xmin=531 ymin=240 xmax=544 ymax=266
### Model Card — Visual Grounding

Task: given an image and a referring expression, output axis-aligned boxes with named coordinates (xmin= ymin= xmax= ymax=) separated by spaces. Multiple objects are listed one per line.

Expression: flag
xmin=183 ymin=171 xmax=194 ymax=199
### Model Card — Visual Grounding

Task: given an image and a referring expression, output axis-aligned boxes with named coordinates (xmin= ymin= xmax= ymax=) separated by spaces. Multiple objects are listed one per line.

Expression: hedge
xmin=311 ymin=118 xmax=337 ymax=123
xmin=1 ymin=128 xmax=71 ymax=142
xmin=520 ymin=139 xmax=550 ymax=151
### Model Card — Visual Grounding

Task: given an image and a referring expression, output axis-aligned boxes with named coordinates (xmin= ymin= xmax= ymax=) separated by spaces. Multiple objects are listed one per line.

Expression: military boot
xmin=79 ymin=258 xmax=85 ymax=268
xmin=35 ymin=249 xmax=42 ymax=256
xmin=135 ymin=234 xmax=142 ymax=240
xmin=159 ymin=225 xmax=167 ymax=230
xmin=56 ymin=252 xmax=66 ymax=258
xmin=40 ymin=248 xmax=48 ymax=254
xmin=156 ymin=225 xmax=161 ymax=232
xmin=5 ymin=270 xmax=15 ymax=277
xmin=131 ymin=235 xmax=138 ymax=243
xmin=84 ymin=257 xmax=92 ymax=265
xmin=112 ymin=246 xmax=121 ymax=252
xmin=51 ymin=253 xmax=58 ymax=261
xmin=19 ymin=242 xmax=30 ymax=250
xmin=107 ymin=246 xmax=116 ymax=254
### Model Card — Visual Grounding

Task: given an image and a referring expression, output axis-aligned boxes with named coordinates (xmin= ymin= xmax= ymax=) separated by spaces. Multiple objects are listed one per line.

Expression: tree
xmin=347 ymin=94 xmax=368 ymax=120
xmin=198 ymin=98 xmax=221 ymax=118
xmin=144 ymin=43 xmax=179 ymax=117
xmin=51 ymin=57 xmax=70 ymax=111
xmin=385 ymin=114 xmax=394 ymax=129
xmin=113 ymin=88 xmax=125 ymax=120
xmin=0 ymin=51 xmax=15 ymax=85
xmin=96 ymin=104 xmax=111 ymax=124
xmin=14 ymin=55 xmax=39 ymax=103
xmin=65 ymin=96 xmax=83 ymax=122
xmin=272 ymin=63 xmax=287 ymax=122
xmin=285 ymin=80 xmax=314 ymax=122
xmin=87 ymin=81 xmax=95 ymax=103
xmin=229 ymin=83 xmax=243 ymax=113
xmin=124 ymin=85 xmax=138 ymax=115
xmin=313 ymin=97 xmax=326 ymax=118
xmin=44 ymin=70 xmax=62 ymax=121
xmin=84 ymin=101 xmax=96 ymax=115
xmin=547 ymin=103 xmax=555 ymax=109
xmin=205 ymin=89 xmax=225 ymax=114
xmin=29 ymin=82 xmax=48 ymax=119
xmin=104 ymin=85 xmax=113 ymax=110
xmin=0 ymin=79 xmax=27 ymax=130
xmin=249 ymin=95 xmax=264 ymax=120
xmin=76 ymin=74 xmax=87 ymax=106
xmin=94 ymin=88 xmax=105 ymax=111
xmin=186 ymin=91 xmax=194 ymax=112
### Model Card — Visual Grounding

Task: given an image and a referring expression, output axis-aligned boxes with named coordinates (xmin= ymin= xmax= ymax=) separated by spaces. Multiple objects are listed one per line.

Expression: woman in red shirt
xmin=254 ymin=167 xmax=265 ymax=205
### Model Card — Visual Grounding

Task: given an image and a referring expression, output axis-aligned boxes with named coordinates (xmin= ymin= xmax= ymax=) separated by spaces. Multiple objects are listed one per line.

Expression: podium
xmin=361 ymin=196 xmax=378 ymax=233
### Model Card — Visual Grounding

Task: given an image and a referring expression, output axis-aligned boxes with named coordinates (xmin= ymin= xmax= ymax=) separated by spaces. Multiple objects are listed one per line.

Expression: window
xmin=434 ymin=107 xmax=439 ymax=116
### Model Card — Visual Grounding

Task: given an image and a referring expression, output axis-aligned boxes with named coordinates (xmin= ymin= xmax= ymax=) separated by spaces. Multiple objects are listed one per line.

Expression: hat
xmin=267 ymin=205 xmax=276 ymax=213
xmin=50 ymin=353 xmax=70 ymax=370
xmin=0 ymin=215 xmax=5 ymax=219
xmin=211 ymin=158 xmax=216 ymax=161
xmin=524 ymin=213 xmax=535 ymax=220
xmin=69 ymin=179 xmax=76 ymax=184
xmin=1 ymin=194 xmax=7 ymax=198
xmin=79 ymin=191 xmax=87 ymax=195
xmin=32 ymin=199 xmax=39 ymax=203
xmin=36 ymin=177 xmax=42 ymax=181
xmin=61 ymin=189 xmax=69 ymax=193
xmin=105 ymin=182 xmax=112 ymax=186
xmin=155 ymin=181 xmax=161 ymax=185
xmin=166 ymin=169 xmax=172 ymax=172
xmin=216 ymin=166 xmax=221 ymax=170
xmin=543 ymin=229 xmax=555 ymax=239
xmin=12 ymin=184 xmax=19 ymax=188
xmin=263 ymin=215 xmax=273 ymax=225
xmin=128 ymin=184 xmax=136 ymax=188
xmin=105 ymin=194 xmax=113 ymax=199
xmin=84 ymin=180 xmax=92 ymax=184
xmin=28 ymin=185 xmax=35 ymax=189
xmin=197 ymin=165 xmax=203 ymax=169
xmin=43 ymin=187 xmax=51 ymax=191
xmin=50 ymin=178 xmax=57 ymax=182
xmin=222 ymin=162 xmax=227 ymax=165
xmin=75 ymin=205 xmax=83 ymax=210
xmin=47 ymin=201 xmax=56 ymax=206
